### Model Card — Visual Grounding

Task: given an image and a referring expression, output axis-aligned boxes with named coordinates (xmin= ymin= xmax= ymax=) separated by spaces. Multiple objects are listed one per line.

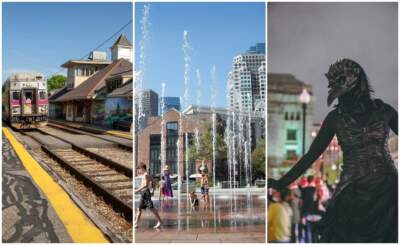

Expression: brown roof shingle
xmin=55 ymin=59 xmax=132 ymax=102
xmin=112 ymin=34 xmax=132 ymax=48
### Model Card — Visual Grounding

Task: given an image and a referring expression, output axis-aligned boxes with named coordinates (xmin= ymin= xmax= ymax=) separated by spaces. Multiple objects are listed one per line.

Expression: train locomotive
xmin=2 ymin=73 xmax=48 ymax=129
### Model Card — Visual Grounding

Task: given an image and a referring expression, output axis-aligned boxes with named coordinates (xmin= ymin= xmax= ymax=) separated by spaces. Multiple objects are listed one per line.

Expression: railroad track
xmin=47 ymin=121 xmax=132 ymax=151
xmin=21 ymin=129 xmax=133 ymax=221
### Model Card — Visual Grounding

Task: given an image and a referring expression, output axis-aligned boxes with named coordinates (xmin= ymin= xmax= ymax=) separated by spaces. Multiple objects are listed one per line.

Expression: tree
xmin=47 ymin=75 xmax=67 ymax=91
xmin=251 ymin=140 xmax=266 ymax=179
xmin=188 ymin=119 xmax=227 ymax=181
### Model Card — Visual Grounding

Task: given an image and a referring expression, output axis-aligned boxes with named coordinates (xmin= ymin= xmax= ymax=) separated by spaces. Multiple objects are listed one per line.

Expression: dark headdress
xmin=325 ymin=59 xmax=373 ymax=106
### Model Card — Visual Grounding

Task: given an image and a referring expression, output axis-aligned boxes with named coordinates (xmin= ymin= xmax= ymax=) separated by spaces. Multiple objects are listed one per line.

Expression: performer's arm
xmin=273 ymin=110 xmax=337 ymax=190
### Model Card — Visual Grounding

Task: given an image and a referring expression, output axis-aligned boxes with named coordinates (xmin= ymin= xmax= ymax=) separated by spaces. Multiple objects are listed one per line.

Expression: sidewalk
xmin=49 ymin=119 xmax=132 ymax=140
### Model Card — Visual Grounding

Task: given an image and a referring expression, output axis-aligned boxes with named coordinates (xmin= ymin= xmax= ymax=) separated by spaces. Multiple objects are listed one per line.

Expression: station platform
xmin=2 ymin=127 xmax=109 ymax=243
xmin=49 ymin=119 xmax=132 ymax=140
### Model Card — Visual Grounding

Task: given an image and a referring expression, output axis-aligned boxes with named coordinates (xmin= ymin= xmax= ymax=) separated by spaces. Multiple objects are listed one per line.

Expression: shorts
xmin=139 ymin=189 xmax=154 ymax=210
xmin=201 ymin=186 xmax=209 ymax=195
xmin=191 ymin=198 xmax=199 ymax=206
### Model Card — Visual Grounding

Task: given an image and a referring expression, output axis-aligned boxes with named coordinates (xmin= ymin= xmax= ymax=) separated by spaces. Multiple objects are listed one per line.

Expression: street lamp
xmin=299 ymin=88 xmax=311 ymax=156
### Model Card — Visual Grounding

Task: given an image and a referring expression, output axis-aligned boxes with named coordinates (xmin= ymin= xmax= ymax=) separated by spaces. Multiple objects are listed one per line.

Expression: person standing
xmin=163 ymin=165 xmax=173 ymax=198
xmin=268 ymin=188 xmax=293 ymax=243
xmin=200 ymin=173 xmax=210 ymax=207
xmin=289 ymin=183 xmax=302 ymax=243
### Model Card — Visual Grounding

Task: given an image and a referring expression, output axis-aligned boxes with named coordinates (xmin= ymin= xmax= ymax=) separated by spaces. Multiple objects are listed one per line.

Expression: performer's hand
xmin=268 ymin=178 xmax=279 ymax=190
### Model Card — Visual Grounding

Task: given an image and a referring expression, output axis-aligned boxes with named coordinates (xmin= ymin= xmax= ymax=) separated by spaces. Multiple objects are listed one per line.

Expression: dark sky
xmin=268 ymin=2 xmax=398 ymax=122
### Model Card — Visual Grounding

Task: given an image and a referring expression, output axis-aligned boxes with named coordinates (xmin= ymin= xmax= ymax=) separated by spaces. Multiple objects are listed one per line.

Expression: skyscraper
xmin=227 ymin=43 xmax=266 ymax=113
xmin=138 ymin=89 xmax=159 ymax=117
xmin=159 ymin=97 xmax=181 ymax=114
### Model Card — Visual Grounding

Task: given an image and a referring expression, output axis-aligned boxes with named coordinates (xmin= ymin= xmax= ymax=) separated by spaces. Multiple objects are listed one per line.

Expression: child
xmin=189 ymin=191 xmax=199 ymax=210
xmin=159 ymin=176 xmax=165 ymax=201
xmin=135 ymin=163 xmax=162 ymax=229
xmin=200 ymin=173 xmax=210 ymax=207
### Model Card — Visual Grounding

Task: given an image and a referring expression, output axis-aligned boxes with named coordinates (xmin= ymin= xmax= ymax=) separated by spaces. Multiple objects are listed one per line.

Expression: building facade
xmin=227 ymin=43 xmax=266 ymax=113
xmin=136 ymin=109 xmax=211 ymax=177
xmin=136 ymin=104 xmax=265 ymax=185
xmin=49 ymin=34 xmax=133 ymax=126
xmin=139 ymin=89 xmax=159 ymax=117
xmin=267 ymin=73 xmax=314 ymax=178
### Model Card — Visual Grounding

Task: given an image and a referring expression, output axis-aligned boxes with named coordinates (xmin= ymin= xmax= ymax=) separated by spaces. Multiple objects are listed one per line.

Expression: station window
xmin=12 ymin=91 xmax=20 ymax=100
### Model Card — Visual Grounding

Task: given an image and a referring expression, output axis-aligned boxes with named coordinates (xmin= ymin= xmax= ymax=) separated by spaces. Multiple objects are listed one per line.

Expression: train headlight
xmin=39 ymin=105 xmax=48 ymax=113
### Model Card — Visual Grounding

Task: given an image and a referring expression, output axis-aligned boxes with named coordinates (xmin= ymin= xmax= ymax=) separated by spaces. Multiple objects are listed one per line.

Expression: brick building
xmin=136 ymin=105 xmax=265 ymax=185
xmin=136 ymin=108 xmax=213 ymax=177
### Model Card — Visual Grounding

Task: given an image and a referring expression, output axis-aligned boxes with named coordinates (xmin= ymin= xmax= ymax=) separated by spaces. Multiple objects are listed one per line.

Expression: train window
xmin=12 ymin=91 xmax=20 ymax=100
xmin=25 ymin=92 xmax=33 ymax=100
xmin=39 ymin=91 xmax=47 ymax=100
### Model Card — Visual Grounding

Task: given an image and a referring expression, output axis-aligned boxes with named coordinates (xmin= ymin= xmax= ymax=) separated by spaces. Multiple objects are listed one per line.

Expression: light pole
xmin=299 ymin=88 xmax=311 ymax=156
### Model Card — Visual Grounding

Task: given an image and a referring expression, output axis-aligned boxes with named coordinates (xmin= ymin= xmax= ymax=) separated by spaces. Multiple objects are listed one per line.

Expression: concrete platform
xmin=2 ymin=127 xmax=109 ymax=243
xmin=2 ymin=134 xmax=72 ymax=242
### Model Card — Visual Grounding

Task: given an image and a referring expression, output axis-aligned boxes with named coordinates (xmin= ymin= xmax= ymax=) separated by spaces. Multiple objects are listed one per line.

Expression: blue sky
xmin=3 ymin=2 xmax=132 ymax=82
xmin=135 ymin=2 xmax=265 ymax=107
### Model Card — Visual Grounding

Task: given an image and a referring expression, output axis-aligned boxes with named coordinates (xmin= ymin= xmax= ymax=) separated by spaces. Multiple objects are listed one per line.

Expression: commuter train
xmin=2 ymin=73 xmax=48 ymax=129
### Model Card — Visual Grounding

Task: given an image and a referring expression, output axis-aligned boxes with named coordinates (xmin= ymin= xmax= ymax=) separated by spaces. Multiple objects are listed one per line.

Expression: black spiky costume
xmin=269 ymin=59 xmax=398 ymax=242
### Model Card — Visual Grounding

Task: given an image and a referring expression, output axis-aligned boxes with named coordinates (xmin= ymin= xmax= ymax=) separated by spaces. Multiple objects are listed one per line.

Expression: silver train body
xmin=2 ymin=73 xmax=48 ymax=129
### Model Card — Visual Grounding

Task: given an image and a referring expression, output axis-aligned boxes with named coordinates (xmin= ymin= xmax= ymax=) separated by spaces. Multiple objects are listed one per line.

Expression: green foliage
xmin=188 ymin=121 xmax=227 ymax=162
xmin=47 ymin=75 xmax=67 ymax=91
xmin=251 ymin=140 xmax=266 ymax=177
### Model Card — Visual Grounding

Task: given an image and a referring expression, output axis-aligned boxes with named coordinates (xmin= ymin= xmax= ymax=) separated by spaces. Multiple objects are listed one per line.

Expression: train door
xmin=22 ymin=89 xmax=37 ymax=115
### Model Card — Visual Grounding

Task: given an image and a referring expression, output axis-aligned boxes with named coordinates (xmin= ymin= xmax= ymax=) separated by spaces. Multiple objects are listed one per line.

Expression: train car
xmin=2 ymin=72 xmax=48 ymax=129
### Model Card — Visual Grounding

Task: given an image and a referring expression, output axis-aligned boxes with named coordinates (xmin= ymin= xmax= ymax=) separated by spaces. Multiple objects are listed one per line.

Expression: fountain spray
xmin=182 ymin=30 xmax=191 ymax=199
xmin=160 ymin=83 xmax=166 ymax=173
xmin=137 ymin=5 xmax=150 ymax=131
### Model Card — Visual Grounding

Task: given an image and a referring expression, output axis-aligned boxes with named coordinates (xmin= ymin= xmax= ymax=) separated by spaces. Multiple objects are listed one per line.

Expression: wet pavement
xmin=135 ymin=191 xmax=265 ymax=243
xmin=2 ymin=134 xmax=72 ymax=242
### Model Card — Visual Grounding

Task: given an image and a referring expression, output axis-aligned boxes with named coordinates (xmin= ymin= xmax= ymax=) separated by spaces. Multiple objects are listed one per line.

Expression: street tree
xmin=47 ymin=74 xmax=67 ymax=91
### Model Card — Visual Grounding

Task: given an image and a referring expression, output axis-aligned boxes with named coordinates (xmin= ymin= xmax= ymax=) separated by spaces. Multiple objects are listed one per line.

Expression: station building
xmin=49 ymin=35 xmax=133 ymax=128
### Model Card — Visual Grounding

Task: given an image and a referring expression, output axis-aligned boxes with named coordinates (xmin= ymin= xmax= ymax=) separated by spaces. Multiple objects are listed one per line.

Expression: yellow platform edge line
xmin=105 ymin=130 xmax=132 ymax=140
xmin=2 ymin=127 xmax=109 ymax=243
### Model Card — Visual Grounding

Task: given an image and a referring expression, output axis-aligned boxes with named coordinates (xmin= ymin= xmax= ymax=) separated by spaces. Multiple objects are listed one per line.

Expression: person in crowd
xmin=289 ymin=183 xmax=302 ymax=243
xmin=300 ymin=175 xmax=317 ymax=243
xmin=200 ymin=173 xmax=210 ymax=207
xmin=268 ymin=188 xmax=293 ymax=243
xmin=159 ymin=176 xmax=166 ymax=201
xmin=163 ymin=165 xmax=173 ymax=199
xmin=135 ymin=163 xmax=162 ymax=229
xmin=189 ymin=191 xmax=200 ymax=210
